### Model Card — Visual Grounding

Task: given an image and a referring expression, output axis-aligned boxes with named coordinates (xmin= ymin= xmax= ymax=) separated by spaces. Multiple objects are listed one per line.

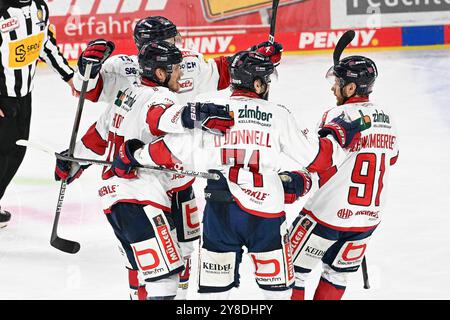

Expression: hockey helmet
xmin=138 ymin=40 xmax=182 ymax=85
xmin=5 ymin=0 xmax=31 ymax=7
xmin=327 ymin=55 xmax=378 ymax=96
xmin=134 ymin=16 xmax=178 ymax=50
xmin=230 ymin=50 xmax=275 ymax=96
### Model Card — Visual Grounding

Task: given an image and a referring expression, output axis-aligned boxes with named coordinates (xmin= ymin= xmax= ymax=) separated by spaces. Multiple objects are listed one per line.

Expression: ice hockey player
xmin=290 ymin=55 xmax=399 ymax=300
xmin=85 ymin=15 xmax=282 ymax=300
xmin=55 ymin=40 xmax=234 ymax=300
xmin=109 ymin=50 xmax=366 ymax=300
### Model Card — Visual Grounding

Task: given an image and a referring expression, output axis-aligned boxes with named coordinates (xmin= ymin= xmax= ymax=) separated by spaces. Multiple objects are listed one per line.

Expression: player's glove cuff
xmin=78 ymin=39 xmax=115 ymax=78
xmin=319 ymin=116 xmax=363 ymax=149
xmin=279 ymin=170 xmax=312 ymax=204
xmin=112 ymin=139 xmax=144 ymax=179
xmin=54 ymin=150 xmax=90 ymax=184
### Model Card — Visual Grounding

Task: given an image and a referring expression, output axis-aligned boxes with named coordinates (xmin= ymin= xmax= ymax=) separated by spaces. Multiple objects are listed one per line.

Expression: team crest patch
xmin=36 ymin=9 xmax=46 ymax=27
xmin=36 ymin=10 xmax=45 ymax=27
xmin=37 ymin=10 xmax=44 ymax=21
xmin=0 ymin=17 xmax=20 ymax=33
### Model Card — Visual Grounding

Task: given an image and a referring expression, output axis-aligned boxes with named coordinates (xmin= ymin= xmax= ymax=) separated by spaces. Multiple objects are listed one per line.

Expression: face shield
xmin=270 ymin=68 xmax=279 ymax=84
xmin=326 ymin=66 xmax=337 ymax=85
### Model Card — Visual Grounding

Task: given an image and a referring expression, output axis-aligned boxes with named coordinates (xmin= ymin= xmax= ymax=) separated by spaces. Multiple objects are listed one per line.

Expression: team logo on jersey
xmin=114 ymin=89 xmax=136 ymax=110
xmin=178 ymin=78 xmax=194 ymax=93
xmin=0 ymin=17 xmax=19 ymax=33
xmin=152 ymin=214 xmax=165 ymax=227
xmin=337 ymin=208 xmax=354 ymax=219
xmin=36 ymin=9 xmax=45 ymax=27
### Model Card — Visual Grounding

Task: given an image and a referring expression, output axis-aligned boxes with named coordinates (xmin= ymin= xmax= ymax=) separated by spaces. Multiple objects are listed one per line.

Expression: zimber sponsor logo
xmin=373 ymin=109 xmax=390 ymax=124
xmin=347 ymin=0 xmax=450 ymax=15
xmin=238 ymin=105 xmax=273 ymax=122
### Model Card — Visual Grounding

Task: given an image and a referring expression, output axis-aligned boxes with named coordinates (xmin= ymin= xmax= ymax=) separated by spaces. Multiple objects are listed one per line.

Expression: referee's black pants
xmin=0 ymin=94 xmax=32 ymax=201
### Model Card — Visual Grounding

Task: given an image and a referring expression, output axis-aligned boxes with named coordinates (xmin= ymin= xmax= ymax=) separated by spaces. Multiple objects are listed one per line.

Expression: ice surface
xmin=1 ymin=49 xmax=449 ymax=300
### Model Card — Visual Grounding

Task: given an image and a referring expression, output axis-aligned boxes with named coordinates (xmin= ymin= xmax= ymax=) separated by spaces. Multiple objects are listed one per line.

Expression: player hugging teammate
xmin=54 ymin=14 xmax=397 ymax=300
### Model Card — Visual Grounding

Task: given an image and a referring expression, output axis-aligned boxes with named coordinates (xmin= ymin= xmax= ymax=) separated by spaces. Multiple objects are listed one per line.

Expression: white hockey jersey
xmin=134 ymin=91 xmax=322 ymax=217
xmin=304 ymin=97 xmax=399 ymax=231
xmin=72 ymin=68 xmax=193 ymax=213
xmin=101 ymin=48 xmax=230 ymax=105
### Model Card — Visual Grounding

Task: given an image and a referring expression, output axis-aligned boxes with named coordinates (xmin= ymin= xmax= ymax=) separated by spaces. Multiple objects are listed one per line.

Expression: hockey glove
xmin=251 ymin=41 xmax=283 ymax=66
xmin=78 ymin=39 xmax=115 ymax=78
xmin=111 ymin=139 xmax=144 ymax=179
xmin=318 ymin=115 xmax=363 ymax=149
xmin=54 ymin=150 xmax=91 ymax=185
xmin=181 ymin=103 xmax=234 ymax=135
xmin=279 ymin=170 xmax=312 ymax=204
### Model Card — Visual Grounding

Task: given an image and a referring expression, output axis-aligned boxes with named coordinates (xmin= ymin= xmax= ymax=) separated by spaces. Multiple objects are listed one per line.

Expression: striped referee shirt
xmin=0 ymin=0 xmax=73 ymax=97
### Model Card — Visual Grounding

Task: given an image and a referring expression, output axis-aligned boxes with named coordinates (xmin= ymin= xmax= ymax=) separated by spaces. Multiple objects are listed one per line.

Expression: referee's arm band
xmin=63 ymin=72 xmax=75 ymax=82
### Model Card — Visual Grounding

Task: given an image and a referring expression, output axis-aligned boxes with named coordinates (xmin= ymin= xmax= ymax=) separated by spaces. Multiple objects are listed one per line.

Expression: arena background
xmin=46 ymin=0 xmax=450 ymax=60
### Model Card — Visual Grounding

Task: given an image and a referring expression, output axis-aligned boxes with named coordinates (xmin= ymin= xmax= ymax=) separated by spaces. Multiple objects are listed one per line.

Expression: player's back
xmin=305 ymin=98 xmax=399 ymax=230
xmin=200 ymin=93 xmax=314 ymax=217
xmin=96 ymin=84 xmax=178 ymax=213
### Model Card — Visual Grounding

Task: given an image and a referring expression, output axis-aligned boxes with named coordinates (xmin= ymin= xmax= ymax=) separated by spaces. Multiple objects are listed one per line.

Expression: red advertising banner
xmin=445 ymin=25 xmax=450 ymax=44
xmin=46 ymin=0 xmax=441 ymax=60
xmin=48 ymin=0 xmax=331 ymax=59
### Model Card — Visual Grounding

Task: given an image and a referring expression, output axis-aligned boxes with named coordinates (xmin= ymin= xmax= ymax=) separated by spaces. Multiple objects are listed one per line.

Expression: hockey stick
xmin=268 ymin=0 xmax=280 ymax=44
xmin=266 ymin=0 xmax=280 ymax=100
xmin=16 ymin=139 xmax=221 ymax=181
xmin=362 ymin=256 xmax=370 ymax=289
xmin=333 ymin=30 xmax=355 ymax=65
xmin=48 ymin=63 xmax=93 ymax=254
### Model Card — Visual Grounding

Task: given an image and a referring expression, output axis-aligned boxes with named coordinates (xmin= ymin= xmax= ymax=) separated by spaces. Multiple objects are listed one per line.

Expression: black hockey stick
xmin=266 ymin=0 xmax=280 ymax=100
xmin=268 ymin=0 xmax=280 ymax=44
xmin=16 ymin=139 xmax=221 ymax=181
xmin=362 ymin=256 xmax=370 ymax=289
xmin=333 ymin=30 xmax=355 ymax=65
xmin=50 ymin=62 xmax=93 ymax=254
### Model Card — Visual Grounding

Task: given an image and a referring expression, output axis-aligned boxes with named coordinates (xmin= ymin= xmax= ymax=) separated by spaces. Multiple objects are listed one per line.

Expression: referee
xmin=0 ymin=0 xmax=74 ymax=228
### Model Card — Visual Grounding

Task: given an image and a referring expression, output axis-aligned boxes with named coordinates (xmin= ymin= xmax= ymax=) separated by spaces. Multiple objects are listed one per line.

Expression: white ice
xmin=1 ymin=49 xmax=449 ymax=300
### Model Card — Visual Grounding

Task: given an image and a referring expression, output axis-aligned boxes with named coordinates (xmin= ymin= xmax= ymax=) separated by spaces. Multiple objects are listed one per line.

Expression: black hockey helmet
xmin=134 ymin=16 xmax=178 ymax=50
xmin=230 ymin=50 xmax=274 ymax=97
xmin=327 ymin=55 xmax=378 ymax=96
xmin=138 ymin=40 xmax=182 ymax=86
xmin=4 ymin=0 xmax=31 ymax=7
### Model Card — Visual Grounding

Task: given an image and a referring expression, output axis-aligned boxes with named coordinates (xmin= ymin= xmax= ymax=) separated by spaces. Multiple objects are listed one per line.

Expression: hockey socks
xmin=128 ymin=269 xmax=147 ymax=300
xmin=313 ymin=277 xmax=345 ymax=300
xmin=291 ymin=287 xmax=305 ymax=300
xmin=175 ymin=256 xmax=191 ymax=300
